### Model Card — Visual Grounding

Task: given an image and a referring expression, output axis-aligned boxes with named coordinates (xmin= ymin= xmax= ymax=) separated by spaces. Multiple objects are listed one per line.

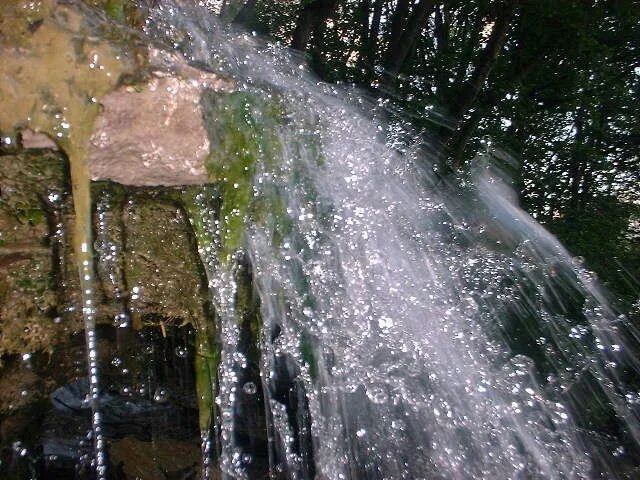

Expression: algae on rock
xmin=201 ymin=90 xmax=284 ymax=263
xmin=179 ymin=187 xmax=222 ymax=436
xmin=0 ymin=151 xmax=81 ymax=360
xmin=122 ymin=190 xmax=211 ymax=327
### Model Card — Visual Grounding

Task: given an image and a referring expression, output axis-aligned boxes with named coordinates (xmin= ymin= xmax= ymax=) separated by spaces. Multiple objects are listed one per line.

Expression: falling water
xmin=3 ymin=0 xmax=637 ymax=478
xmin=139 ymin=1 xmax=640 ymax=479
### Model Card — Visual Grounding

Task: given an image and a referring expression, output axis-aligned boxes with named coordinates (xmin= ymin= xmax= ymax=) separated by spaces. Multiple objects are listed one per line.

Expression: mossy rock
xmin=0 ymin=152 xmax=82 ymax=360
xmin=201 ymin=90 xmax=285 ymax=263
xmin=123 ymin=189 xmax=209 ymax=327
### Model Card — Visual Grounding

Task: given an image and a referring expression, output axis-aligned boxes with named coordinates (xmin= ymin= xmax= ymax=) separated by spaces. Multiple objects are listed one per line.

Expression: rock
xmin=123 ymin=190 xmax=209 ymax=325
xmin=0 ymin=0 xmax=139 ymax=155
xmin=109 ymin=437 xmax=202 ymax=480
xmin=0 ymin=152 xmax=82 ymax=360
xmin=88 ymin=49 xmax=234 ymax=187
xmin=0 ymin=367 xmax=42 ymax=414
xmin=20 ymin=129 xmax=58 ymax=150
xmin=1 ymin=1 xmax=234 ymax=188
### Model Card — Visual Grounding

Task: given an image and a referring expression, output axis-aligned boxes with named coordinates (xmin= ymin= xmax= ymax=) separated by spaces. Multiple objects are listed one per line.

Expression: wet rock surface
xmin=0 ymin=150 xmax=222 ymax=479
xmin=87 ymin=52 xmax=234 ymax=186
xmin=0 ymin=2 xmax=270 ymax=478
xmin=1 ymin=325 xmax=203 ymax=479
xmin=0 ymin=151 xmax=80 ymax=361
xmin=1 ymin=1 xmax=235 ymax=189
xmin=109 ymin=437 xmax=202 ymax=480
xmin=121 ymin=188 xmax=211 ymax=326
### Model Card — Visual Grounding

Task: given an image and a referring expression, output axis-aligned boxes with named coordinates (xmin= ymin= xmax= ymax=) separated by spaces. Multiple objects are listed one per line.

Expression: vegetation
xmin=201 ymin=90 xmax=284 ymax=263
xmin=220 ymin=0 xmax=639 ymax=310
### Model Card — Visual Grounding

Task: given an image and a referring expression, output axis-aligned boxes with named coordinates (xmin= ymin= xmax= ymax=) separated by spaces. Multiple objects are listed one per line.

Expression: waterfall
xmin=2 ymin=1 xmax=635 ymax=478
xmin=141 ymin=2 xmax=640 ymax=479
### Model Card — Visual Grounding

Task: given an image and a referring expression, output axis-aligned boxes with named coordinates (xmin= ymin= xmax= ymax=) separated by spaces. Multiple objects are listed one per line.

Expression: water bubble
xmin=81 ymin=394 xmax=92 ymax=408
xmin=175 ymin=346 xmax=188 ymax=357
xmin=366 ymin=386 xmax=388 ymax=404
xmin=243 ymin=382 xmax=257 ymax=395
xmin=115 ymin=312 xmax=130 ymax=328
xmin=153 ymin=387 xmax=168 ymax=403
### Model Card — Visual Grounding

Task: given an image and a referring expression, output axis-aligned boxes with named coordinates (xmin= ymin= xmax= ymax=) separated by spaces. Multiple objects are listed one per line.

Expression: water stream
xmin=2 ymin=1 xmax=639 ymax=478
xmin=142 ymin=2 xmax=640 ymax=478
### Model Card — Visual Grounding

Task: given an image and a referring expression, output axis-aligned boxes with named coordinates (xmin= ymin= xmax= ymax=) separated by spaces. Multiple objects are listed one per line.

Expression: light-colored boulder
xmin=20 ymin=129 xmax=58 ymax=150
xmin=87 ymin=49 xmax=234 ymax=186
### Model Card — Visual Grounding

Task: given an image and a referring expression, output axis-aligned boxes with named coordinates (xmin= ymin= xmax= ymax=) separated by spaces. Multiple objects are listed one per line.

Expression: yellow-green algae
xmin=0 ymin=1 xmax=142 ymax=355
xmin=201 ymin=89 xmax=327 ymax=386
xmin=180 ymin=188 xmax=221 ymax=434
xmin=187 ymin=91 xmax=287 ymax=433
xmin=202 ymin=90 xmax=285 ymax=263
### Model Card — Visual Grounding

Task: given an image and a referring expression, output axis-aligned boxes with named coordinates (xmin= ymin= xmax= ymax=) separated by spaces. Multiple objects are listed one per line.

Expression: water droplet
xmin=153 ymin=387 xmax=168 ymax=403
xmin=366 ymin=386 xmax=388 ymax=404
xmin=243 ymin=382 xmax=257 ymax=395
xmin=612 ymin=446 xmax=625 ymax=457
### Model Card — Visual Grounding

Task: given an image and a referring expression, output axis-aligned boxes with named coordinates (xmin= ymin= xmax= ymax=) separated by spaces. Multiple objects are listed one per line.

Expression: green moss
xmin=179 ymin=187 xmax=221 ymax=435
xmin=104 ymin=0 xmax=126 ymax=21
xmin=201 ymin=90 xmax=284 ymax=263
xmin=179 ymin=187 xmax=219 ymax=250
xmin=195 ymin=331 xmax=219 ymax=433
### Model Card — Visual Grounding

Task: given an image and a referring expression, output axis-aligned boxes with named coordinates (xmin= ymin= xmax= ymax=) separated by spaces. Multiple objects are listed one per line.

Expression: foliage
xmin=223 ymin=0 xmax=639 ymax=308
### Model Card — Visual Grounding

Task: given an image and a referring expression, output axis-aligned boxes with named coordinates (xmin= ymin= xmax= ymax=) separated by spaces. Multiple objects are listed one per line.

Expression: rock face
xmin=20 ymin=129 xmax=58 ymax=150
xmin=0 ymin=151 xmax=80 ymax=361
xmin=121 ymin=188 xmax=210 ymax=325
xmin=0 ymin=0 xmax=234 ymax=188
xmin=87 ymin=49 xmax=234 ymax=186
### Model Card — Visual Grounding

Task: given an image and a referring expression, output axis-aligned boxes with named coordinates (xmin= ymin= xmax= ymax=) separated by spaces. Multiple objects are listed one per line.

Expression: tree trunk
xmin=384 ymin=0 xmax=436 ymax=76
xmin=387 ymin=0 xmax=411 ymax=56
xmin=449 ymin=0 xmax=520 ymax=121
xmin=365 ymin=0 xmax=384 ymax=71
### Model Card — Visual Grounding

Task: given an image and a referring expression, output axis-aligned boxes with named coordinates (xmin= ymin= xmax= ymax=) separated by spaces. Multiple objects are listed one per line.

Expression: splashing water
xmin=34 ymin=1 xmax=636 ymax=478
xmin=141 ymin=2 xmax=640 ymax=479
